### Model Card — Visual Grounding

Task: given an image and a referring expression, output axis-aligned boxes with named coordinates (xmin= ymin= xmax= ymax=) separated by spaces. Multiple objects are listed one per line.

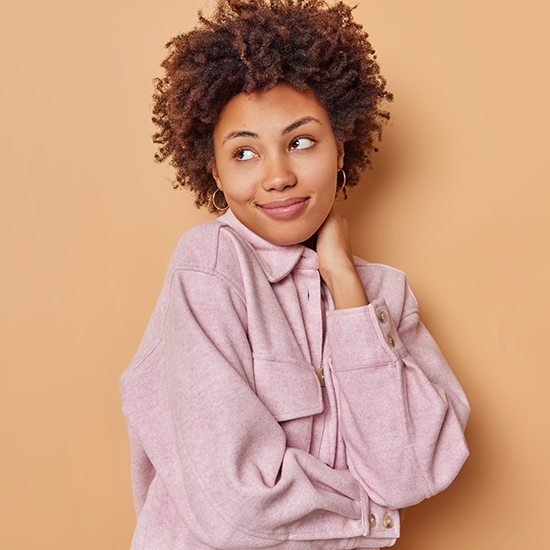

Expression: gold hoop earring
xmin=337 ymin=169 xmax=346 ymax=192
xmin=212 ymin=188 xmax=228 ymax=212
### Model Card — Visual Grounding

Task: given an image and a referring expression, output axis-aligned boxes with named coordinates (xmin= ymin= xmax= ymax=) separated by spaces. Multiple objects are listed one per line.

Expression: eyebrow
xmin=222 ymin=116 xmax=322 ymax=144
xmin=222 ymin=130 xmax=259 ymax=144
xmin=282 ymin=116 xmax=322 ymax=135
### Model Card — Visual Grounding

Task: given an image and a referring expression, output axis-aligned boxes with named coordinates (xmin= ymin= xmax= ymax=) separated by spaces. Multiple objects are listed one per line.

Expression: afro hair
xmin=152 ymin=0 xmax=392 ymax=212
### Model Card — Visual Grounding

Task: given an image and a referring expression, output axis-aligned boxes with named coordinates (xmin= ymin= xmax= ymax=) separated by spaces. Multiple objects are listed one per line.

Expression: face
xmin=212 ymin=82 xmax=344 ymax=246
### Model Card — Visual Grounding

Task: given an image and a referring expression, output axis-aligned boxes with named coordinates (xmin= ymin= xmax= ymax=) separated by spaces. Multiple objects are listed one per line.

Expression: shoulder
xmin=167 ymin=219 xmax=263 ymax=290
xmin=354 ymin=258 xmax=419 ymax=318
xmin=121 ymin=220 xmax=256 ymax=389
xmin=168 ymin=220 xmax=223 ymax=273
xmin=169 ymin=220 xmax=252 ymax=270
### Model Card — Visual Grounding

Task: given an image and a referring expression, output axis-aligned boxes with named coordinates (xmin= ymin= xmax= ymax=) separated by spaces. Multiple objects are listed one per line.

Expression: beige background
xmin=1 ymin=0 xmax=548 ymax=548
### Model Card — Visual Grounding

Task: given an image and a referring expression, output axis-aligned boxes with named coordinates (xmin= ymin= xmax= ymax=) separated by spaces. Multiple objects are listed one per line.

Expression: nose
xmin=261 ymin=153 xmax=297 ymax=191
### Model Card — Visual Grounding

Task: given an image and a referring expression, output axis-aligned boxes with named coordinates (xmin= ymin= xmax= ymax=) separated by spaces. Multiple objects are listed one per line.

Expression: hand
xmin=316 ymin=210 xmax=369 ymax=310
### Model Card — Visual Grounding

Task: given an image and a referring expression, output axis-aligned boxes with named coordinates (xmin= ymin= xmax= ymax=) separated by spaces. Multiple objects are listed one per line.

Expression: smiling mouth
xmin=258 ymin=197 xmax=309 ymax=219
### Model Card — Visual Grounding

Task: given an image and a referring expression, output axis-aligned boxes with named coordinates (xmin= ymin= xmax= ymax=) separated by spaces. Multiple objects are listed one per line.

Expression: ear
xmin=336 ymin=141 xmax=345 ymax=170
xmin=210 ymin=162 xmax=222 ymax=189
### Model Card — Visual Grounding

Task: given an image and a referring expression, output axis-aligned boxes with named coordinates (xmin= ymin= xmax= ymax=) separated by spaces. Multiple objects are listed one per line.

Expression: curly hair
xmin=152 ymin=0 xmax=392 ymax=213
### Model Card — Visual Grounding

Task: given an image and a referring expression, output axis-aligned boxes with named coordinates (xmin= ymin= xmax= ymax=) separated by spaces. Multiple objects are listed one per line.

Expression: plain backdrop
xmin=1 ymin=0 xmax=549 ymax=548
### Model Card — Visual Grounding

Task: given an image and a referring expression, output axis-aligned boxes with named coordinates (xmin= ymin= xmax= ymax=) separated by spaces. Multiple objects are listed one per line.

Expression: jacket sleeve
xmin=325 ymin=279 xmax=470 ymax=510
xmin=123 ymin=267 xmax=391 ymax=550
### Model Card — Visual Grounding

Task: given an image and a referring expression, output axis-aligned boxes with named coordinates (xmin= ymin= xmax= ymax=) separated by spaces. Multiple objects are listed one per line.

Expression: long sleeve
xmin=121 ymin=220 xmax=468 ymax=550
xmin=325 ymin=276 xmax=470 ymax=510
xmin=163 ymin=269 xmax=374 ymax=547
xmin=122 ymin=261 xmax=392 ymax=550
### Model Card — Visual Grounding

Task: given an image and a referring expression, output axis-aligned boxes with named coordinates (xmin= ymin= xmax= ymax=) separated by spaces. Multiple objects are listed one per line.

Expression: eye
xmin=290 ymin=136 xmax=315 ymax=150
xmin=234 ymin=148 xmax=257 ymax=161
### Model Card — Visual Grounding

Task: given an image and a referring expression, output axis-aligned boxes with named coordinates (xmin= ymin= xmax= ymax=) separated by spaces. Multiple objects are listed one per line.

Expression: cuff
xmin=358 ymin=490 xmax=401 ymax=544
xmin=326 ymin=298 xmax=406 ymax=370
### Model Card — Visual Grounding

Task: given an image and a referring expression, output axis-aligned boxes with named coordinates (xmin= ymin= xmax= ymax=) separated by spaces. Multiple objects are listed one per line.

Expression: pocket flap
xmin=253 ymin=357 xmax=323 ymax=422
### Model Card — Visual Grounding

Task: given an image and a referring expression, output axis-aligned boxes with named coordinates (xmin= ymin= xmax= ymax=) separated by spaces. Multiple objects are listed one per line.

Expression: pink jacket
xmin=120 ymin=210 xmax=470 ymax=550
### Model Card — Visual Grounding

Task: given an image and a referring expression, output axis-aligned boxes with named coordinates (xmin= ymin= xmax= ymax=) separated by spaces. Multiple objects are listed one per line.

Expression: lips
xmin=258 ymin=197 xmax=309 ymax=219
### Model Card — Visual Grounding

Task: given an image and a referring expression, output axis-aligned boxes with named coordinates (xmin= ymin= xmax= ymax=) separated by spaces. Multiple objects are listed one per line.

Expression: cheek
xmin=310 ymin=163 xmax=337 ymax=195
xmin=222 ymin=175 xmax=257 ymax=204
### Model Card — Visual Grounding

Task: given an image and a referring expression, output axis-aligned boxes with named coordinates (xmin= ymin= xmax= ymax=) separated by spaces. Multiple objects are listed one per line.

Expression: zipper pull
xmin=315 ymin=367 xmax=325 ymax=387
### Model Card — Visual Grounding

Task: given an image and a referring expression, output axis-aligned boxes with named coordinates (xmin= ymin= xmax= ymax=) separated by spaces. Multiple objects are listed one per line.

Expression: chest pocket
xmin=252 ymin=356 xmax=323 ymax=422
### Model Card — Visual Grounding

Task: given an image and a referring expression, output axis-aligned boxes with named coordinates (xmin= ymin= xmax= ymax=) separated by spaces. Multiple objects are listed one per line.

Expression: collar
xmin=216 ymin=210 xmax=318 ymax=283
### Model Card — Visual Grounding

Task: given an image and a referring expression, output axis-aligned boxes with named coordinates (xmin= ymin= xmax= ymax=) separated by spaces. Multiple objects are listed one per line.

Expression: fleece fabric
xmin=120 ymin=210 xmax=470 ymax=550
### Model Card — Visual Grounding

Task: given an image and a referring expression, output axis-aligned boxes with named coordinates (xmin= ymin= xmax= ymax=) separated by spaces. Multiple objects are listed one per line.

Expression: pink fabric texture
xmin=120 ymin=210 xmax=470 ymax=549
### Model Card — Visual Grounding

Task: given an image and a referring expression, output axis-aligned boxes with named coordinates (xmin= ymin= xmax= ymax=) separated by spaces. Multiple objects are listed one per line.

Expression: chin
xmin=269 ymin=230 xmax=316 ymax=247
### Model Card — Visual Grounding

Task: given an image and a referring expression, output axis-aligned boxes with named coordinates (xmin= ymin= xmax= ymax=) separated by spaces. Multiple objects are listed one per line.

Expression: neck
xmin=300 ymin=232 xmax=317 ymax=251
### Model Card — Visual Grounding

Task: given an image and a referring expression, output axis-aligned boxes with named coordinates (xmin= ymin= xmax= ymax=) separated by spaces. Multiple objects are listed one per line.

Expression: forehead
xmin=214 ymin=82 xmax=333 ymax=138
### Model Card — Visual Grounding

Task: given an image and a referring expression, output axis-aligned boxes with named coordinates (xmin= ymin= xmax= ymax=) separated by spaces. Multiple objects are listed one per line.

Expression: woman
xmin=120 ymin=1 xmax=470 ymax=549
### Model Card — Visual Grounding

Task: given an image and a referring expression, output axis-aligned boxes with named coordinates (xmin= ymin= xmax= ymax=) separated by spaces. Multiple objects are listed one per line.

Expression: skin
xmin=212 ymin=83 xmax=369 ymax=309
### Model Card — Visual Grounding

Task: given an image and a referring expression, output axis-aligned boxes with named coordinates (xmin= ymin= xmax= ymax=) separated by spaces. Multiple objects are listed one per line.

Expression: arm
xmin=318 ymin=210 xmax=470 ymax=509
xmin=165 ymin=269 xmax=366 ymax=547
xmin=123 ymin=264 xmax=393 ymax=550
xmin=316 ymin=210 xmax=369 ymax=310
xmin=326 ymin=293 xmax=470 ymax=509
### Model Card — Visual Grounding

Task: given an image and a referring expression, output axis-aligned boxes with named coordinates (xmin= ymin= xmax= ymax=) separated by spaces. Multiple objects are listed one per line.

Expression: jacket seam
xmin=175 ymin=430 xmax=296 ymax=543
xmin=120 ymin=267 xmax=246 ymax=382
xmin=370 ymin=307 xmax=432 ymax=504
xmin=332 ymin=359 xmax=399 ymax=372
xmin=398 ymin=308 xmax=419 ymax=328
xmin=395 ymin=356 xmax=432 ymax=502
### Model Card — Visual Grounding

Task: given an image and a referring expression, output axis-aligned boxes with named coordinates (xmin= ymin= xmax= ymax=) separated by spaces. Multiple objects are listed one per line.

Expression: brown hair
xmin=152 ymin=0 xmax=392 ymax=212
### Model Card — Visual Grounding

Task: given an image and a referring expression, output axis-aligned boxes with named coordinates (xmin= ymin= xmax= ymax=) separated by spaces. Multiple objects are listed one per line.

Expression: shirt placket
xmin=294 ymin=262 xmax=327 ymax=460
xmin=316 ymin=279 xmax=340 ymax=468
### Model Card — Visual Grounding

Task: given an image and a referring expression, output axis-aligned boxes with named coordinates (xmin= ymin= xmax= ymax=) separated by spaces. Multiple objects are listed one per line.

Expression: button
xmin=383 ymin=514 xmax=393 ymax=529
xmin=316 ymin=368 xmax=325 ymax=387
xmin=387 ymin=334 xmax=395 ymax=347
xmin=378 ymin=310 xmax=388 ymax=323
xmin=369 ymin=513 xmax=377 ymax=528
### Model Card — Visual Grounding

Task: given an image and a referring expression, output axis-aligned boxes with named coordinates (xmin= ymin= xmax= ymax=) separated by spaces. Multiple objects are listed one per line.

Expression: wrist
xmin=322 ymin=267 xmax=370 ymax=310
xmin=318 ymin=255 xmax=355 ymax=285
